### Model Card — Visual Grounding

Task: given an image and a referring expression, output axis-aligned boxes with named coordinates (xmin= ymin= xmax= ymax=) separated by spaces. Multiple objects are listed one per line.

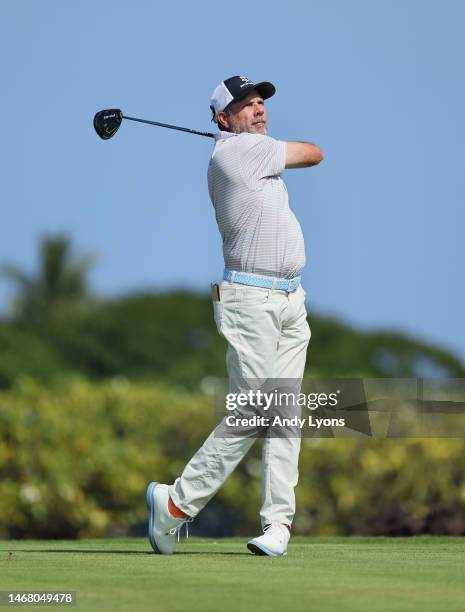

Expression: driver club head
xmin=93 ymin=109 xmax=123 ymax=140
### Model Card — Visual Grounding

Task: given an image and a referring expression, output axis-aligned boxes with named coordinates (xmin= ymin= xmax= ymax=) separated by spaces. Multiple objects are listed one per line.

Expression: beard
xmin=228 ymin=115 xmax=267 ymax=135
xmin=228 ymin=113 xmax=267 ymax=134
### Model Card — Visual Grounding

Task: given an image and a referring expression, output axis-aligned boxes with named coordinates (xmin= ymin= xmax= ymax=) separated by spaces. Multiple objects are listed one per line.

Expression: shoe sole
xmin=146 ymin=481 xmax=161 ymax=554
xmin=247 ymin=540 xmax=287 ymax=557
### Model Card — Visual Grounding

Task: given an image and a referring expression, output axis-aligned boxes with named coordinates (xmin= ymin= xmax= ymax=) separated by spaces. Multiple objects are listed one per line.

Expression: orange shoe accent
xmin=168 ymin=497 xmax=190 ymax=519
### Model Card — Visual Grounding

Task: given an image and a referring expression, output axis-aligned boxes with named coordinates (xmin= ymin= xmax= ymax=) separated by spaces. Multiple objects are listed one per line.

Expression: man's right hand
xmin=285 ymin=142 xmax=324 ymax=168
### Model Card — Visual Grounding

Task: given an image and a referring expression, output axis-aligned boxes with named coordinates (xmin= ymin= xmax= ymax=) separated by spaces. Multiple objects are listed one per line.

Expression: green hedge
xmin=2 ymin=292 xmax=464 ymax=391
xmin=1 ymin=379 xmax=465 ymax=538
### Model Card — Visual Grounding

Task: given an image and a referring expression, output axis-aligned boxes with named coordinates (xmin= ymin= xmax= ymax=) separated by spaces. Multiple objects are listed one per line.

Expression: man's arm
xmin=285 ymin=142 xmax=324 ymax=169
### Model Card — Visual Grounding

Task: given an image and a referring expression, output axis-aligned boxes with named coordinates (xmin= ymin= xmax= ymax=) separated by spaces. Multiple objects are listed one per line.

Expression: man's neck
xmin=215 ymin=130 xmax=239 ymax=142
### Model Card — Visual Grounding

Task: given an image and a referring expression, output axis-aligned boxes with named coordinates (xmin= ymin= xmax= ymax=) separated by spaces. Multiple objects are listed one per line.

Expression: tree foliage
xmin=0 ymin=291 xmax=464 ymax=389
xmin=0 ymin=235 xmax=463 ymax=388
xmin=1 ymin=234 xmax=95 ymax=324
xmin=2 ymin=379 xmax=465 ymax=538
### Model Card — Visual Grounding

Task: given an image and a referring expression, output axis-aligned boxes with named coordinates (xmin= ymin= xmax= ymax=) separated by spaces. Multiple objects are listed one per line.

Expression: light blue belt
xmin=223 ymin=268 xmax=301 ymax=292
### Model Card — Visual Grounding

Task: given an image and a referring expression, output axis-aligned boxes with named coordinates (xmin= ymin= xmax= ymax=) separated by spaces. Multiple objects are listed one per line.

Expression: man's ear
xmin=217 ymin=110 xmax=230 ymax=130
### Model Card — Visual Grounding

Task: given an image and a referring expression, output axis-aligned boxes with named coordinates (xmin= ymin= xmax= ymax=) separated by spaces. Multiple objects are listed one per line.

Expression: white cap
xmin=210 ymin=75 xmax=276 ymax=123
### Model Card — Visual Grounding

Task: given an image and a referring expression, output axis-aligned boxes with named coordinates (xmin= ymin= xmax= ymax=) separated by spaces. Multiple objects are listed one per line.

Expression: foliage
xmin=1 ymin=234 xmax=463 ymax=386
xmin=0 ymin=323 xmax=66 ymax=389
xmin=0 ymin=292 xmax=463 ymax=390
xmin=0 ymin=234 xmax=95 ymax=324
xmin=309 ymin=316 xmax=465 ymax=378
xmin=40 ymin=292 xmax=226 ymax=386
xmin=2 ymin=380 xmax=465 ymax=539
xmin=0 ymin=379 xmax=210 ymax=538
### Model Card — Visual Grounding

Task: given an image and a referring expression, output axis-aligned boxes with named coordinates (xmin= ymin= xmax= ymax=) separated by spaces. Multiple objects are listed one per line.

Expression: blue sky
xmin=1 ymin=1 xmax=464 ymax=360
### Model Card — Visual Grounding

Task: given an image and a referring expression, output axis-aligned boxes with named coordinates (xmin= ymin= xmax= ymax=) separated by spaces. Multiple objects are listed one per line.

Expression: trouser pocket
xmin=212 ymin=300 xmax=223 ymax=335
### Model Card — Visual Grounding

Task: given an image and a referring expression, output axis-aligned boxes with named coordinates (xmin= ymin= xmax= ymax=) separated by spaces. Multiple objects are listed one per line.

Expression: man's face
xmin=219 ymin=90 xmax=268 ymax=135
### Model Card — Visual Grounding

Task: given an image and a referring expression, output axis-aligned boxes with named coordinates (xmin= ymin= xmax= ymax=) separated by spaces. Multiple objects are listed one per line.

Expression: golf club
xmin=93 ymin=109 xmax=215 ymax=140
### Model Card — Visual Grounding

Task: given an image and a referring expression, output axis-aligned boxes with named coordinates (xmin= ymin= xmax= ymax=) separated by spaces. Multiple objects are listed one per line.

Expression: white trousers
xmin=169 ymin=281 xmax=311 ymax=527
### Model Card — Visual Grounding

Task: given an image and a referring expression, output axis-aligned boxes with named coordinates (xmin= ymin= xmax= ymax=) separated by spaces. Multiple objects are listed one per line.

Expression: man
xmin=147 ymin=75 xmax=323 ymax=556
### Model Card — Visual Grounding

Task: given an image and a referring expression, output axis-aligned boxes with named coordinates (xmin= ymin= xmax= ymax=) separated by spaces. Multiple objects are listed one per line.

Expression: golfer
xmin=147 ymin=75 xmax=323 ymax=556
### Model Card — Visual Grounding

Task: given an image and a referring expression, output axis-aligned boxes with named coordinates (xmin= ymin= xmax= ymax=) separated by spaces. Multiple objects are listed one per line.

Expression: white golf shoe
xmin=247 ymin=523 xmax=290 ymax=556
xmin=146 ymin=482 xmax=193 ymax=554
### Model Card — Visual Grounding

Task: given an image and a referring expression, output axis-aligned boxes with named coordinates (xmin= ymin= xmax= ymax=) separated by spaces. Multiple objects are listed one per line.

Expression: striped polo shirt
xmin=207 ymin=131 xmax=306 ymax=279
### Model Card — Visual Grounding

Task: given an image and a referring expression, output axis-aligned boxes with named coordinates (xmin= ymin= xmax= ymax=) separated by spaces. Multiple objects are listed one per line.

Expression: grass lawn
xmin=1 ymin=537 xmax=465 ymax=611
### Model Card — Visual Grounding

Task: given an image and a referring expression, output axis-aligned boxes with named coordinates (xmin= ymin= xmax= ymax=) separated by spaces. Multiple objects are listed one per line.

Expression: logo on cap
xmin=239 ymin=76 xmax=254 ymax=88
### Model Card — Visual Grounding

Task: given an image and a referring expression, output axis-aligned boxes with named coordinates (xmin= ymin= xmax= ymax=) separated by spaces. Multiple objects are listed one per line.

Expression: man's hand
xmin=285 ymin=142 xmax=324 ymax=169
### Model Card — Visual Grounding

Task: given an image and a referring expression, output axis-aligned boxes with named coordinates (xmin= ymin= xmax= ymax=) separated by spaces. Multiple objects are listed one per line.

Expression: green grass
xmin=1 ymin=537 xmax=465 ymax=611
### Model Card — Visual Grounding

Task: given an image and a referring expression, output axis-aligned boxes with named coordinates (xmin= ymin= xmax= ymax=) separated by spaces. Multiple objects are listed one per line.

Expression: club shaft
xmin=122 ymin=115 xmax=215 ymax=139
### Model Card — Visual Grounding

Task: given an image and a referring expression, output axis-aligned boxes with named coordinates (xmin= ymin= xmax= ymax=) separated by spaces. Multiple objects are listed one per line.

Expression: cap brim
xmin=233 ymin=81 xmax=276 ymax=104
xmin=254 ymin=81 xmax=276 ymax=100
